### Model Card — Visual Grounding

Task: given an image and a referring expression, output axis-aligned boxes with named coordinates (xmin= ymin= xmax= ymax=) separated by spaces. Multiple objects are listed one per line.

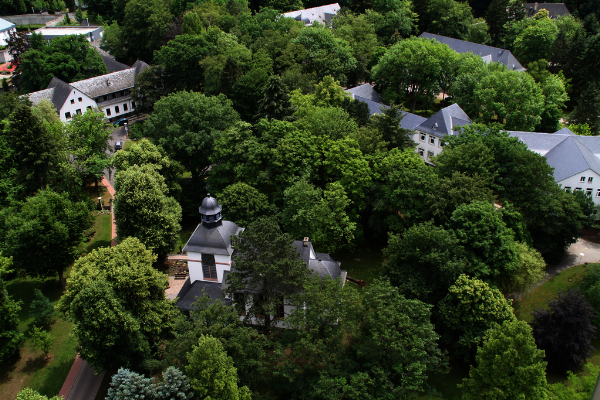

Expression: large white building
xmin=176 ymin=196 xmax=346 ymax=326
xmin=281 ymin=3 xmax=340 ymax=26
xmin=26 ymin=60 xmax=148 ymax=122
xmin=348 ymin=83 xmax=600 ymax=204
xmin=31 ymin=25 xmax=104 ymax=44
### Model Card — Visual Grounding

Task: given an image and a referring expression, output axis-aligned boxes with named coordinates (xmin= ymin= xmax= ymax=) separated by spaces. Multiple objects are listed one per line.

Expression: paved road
xmin=66 ymin=361 xmax=105 ymax=400
xmin=104 ymin=125 xmax=127 ymax=188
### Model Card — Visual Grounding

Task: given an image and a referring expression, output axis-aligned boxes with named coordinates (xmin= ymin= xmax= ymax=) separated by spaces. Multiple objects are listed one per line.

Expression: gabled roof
xmin=292 ymin=240 xmax=344 ymax=279
xmin=96 ymin=48 xmax=130 ymax=73
xmin=346 ymin=83 xmax=386 ymax=104
xmin=176 ymin=279 xmax=231 ymax=312
xmin=526 ymin=2 xmax=570 ymax=18
xmin=183 ymin=220 xmax=244 ymax=256
xmin=544 ymin=136 xmax=600 ymax=181
xmin=415 ymin=103 xmax=472 ymax=138
xmin=554 ymin=127 xmax=576 ymax=136
xmin=69 ymin=61 xmax=148 ymax=99
xmin=420 ymin=32 xmax=526 ymax=72
xmin=507 ymin=131 xmax=569 ymax=155
xmin=282 ymin=3 xmax=340 ymax=26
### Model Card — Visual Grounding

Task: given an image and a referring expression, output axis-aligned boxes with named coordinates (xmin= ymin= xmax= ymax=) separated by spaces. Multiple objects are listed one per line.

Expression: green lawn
xmin=86 ymin=212 xmax=112 ymax=254
xmin=0 ymin=276 xmax=77 ymax=400
xmin=335 ymin=242 xmax=386 ymax=284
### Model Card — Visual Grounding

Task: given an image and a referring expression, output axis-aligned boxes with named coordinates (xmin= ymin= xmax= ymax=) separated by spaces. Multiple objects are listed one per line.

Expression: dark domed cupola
xmin=199 ymin=194 xmax=223 ymax=228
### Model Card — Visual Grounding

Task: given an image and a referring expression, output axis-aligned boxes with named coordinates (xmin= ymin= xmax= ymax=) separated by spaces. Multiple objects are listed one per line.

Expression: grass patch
xmin=335 ymin=242 xmax=385 ymax=284
xmin=172 ymin=217 xmax=201 ymax=254
xmin=514 ymin=265 xmax=589 ymax=323
xmin=0 ymin=277 xmax=76 ymax=399
xmin=86 ymin=213 xmax=112 ymax=254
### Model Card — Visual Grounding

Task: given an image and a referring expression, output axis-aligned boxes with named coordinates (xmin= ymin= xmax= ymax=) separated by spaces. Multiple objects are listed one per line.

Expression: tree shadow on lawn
xmin=22 ymin=355 xmax=51 ymax=374
xmin=33 ymin=357 xmax=75 ymax=398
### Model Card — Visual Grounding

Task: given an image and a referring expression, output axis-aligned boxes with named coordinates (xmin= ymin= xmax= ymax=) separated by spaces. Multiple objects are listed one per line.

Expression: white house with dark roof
xmin=281 ymin=3 xmax=340 ymax=26
xmin=25 ymin=60 xmax=148 ymax=122
xmin=346 ymin=84 xmax=471 ymax=163
xmin=420 ymin=32 xmax=526 ymax=72
xmin=176 ymin=195 xmax=346 ymax=327
xmin=349 ymin=83 xmax=600 ymax=202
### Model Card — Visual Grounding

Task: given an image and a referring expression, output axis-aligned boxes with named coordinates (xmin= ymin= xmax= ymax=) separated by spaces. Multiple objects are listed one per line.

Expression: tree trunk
xmin=412 ymin=93 xmax=417 ymax=113
xmin=58 ymin=270 xmax=66 ymax=287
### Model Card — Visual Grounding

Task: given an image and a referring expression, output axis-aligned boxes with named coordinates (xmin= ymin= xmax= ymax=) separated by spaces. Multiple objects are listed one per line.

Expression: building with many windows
xmin=348 ymin=83 xmax=600 ymax=204
xmin=25 ymin=60 xmax=148 ymax=122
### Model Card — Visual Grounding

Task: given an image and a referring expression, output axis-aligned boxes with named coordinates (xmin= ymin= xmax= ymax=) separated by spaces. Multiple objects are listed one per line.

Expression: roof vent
xmin=107 ymin=79 xmax=111 ymax=86
xmin=433 ymin=122 xmax=438 ymax=130
xmin=303 ymin=237 xmax=309 ymax=247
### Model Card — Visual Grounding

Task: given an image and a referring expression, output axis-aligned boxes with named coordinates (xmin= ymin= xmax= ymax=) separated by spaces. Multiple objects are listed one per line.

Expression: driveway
xmin=546 ymin=238 xmax=600 ymax=278
xmin=104 ymin=124 xmax=127 ymax=188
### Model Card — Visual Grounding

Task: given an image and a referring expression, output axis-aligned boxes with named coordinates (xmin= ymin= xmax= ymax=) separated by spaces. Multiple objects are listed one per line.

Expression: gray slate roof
xmin=41 ymin=77 xmax=74 ymax=110
xmin=69 ymin=66 xmax=142 ymax=99
xmin=526 ymin=3 xmax=570 ymax=18
xmin=507 ymin=131 xmax=568 ymax=155
xmin=346 ymin=83 xmax=386 ymax=104
xmin=282 ymin=3 xmax=340 ymax=26
xmin=292 ymin=240 xmax=344 ymax=279
xmin=545 ymin=136 xmax=600 ymax=181
xmin=183 ymin=220 xmax=244 ymax=256
xmin=420 ymin=32 xmax=526 ymax=72
xmin=415 ymin=103 xmax=472 ymax=138
xmin=176 ymin=279 xmax=231 ymax=312
xmin=96 ymin=48 xmax=130 ymax=73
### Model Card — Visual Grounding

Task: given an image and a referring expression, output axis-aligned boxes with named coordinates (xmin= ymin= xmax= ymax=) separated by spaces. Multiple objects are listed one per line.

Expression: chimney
xmin=535 ymin=2 xmax=538 ymax=10
xmin=303 ymin=237 xmax=309 ymax=247
xmin=107 ymin=79 xmax=111 ymax=87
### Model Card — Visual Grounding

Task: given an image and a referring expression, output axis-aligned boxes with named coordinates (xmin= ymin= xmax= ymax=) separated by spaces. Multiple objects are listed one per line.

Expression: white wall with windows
xmin=59 ymin=89 xmax=97 ymax=122
xmin=559 ymin=169 xmax=600 ymax=205
xmin=413 ymin=131 xmax=444 ymax=162
xmin=187 ymin=252 xmax=232 ymax=283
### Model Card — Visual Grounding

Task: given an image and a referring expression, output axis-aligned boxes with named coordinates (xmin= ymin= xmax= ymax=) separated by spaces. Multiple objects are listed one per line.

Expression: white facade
xmin=59 ymin=88 xmax=97 ymax=122
xmin=187 ymin=252 xmax=232 ymax=283
xmin=0 ymin=26 xmax=15 ymax=47
xmin=558 ymin=169 xmax=600 ymax=204
xmin=414 ymin=131 xmax=444 ymax=162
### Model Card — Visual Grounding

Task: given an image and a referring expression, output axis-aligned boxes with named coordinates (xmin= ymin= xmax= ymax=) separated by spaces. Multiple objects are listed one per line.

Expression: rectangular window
xmin=430 ymin=135 xmax=435 ymax=145
xmin=78 ymin=97 xmax=82 ymax=102
xmin=75 ymin=109 xmax=82 ymax=115
xmin=276 ymin=297 xmax=285 ymax=319
xmin=418 ymin=148 xmax=424 ymax=157
xmin=115 ymin=106 xmax=120 ymax=114
xmin=576 ymin=187 xmax=583 ymax=191
xmin=123 ymin=103 xmax=128 ymax=111
xmin=589 ymin=177 xmax=594 ymax=183
xmin=564 ymin=187 xmax=571 ymax=192
xmin=131 ymin=102 xmax=136 ymax=109
xmin=581 ymin=177 xmax=586 ymax=182
xmin=597 ymin=189 xmax=600 ymax=197
xmin=587 ymin=188 xmax=593 ymax=195
xmin=420 ymin=133 xmax=426 ymax=142
xmin=70 ymin=99 xmax=74 ymax=104
xmin=86 ymin=106 xmax=91 ymax=110
xmin=65 ymin=112 xmax=71 ymax=119
xmin=427 ymin=151 xmax=434 ymax=160
xmin=106 ymin=108 xmax=111 ymax=116
xmin=104 ymin=95 xmax=108 ymax=101
xmin=234 ymin=293 xmax=246 ymax=316
xmin=112 ymin=93 xmax=116 ymax=99
xmin=202 ymin=254 xmax=217 ymax=281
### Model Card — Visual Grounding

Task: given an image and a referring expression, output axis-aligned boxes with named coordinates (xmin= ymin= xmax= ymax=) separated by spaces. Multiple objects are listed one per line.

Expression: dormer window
xmin=433 ymin=122 xmax=438 ymax=130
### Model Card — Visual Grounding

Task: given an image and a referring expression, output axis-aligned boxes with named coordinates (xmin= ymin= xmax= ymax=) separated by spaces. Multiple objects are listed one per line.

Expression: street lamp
xmin=577 ymin=252 xmax=584 ymax=275
xmin=97 ymin=196 xmax=102 ymax=211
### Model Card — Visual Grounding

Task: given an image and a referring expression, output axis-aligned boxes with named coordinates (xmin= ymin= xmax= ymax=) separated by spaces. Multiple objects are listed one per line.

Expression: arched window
xmin=202 ymin=254 xmax=217 ymax=281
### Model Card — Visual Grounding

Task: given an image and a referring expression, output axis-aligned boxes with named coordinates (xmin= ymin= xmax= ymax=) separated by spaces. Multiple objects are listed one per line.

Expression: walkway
xmin=101 ymin=176 xmax=117 ymax=247
xmin=57 ymin=354 xmax=105 ymax=400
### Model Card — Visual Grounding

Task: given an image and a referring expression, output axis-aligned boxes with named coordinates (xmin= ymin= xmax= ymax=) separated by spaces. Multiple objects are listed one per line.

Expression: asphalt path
xmin=104 ymin=124 xmax=127 ymax=188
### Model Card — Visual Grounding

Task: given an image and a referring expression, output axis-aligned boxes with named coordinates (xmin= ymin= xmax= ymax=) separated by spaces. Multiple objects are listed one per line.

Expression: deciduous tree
xmin=57 ymin=237 xmax=179 ymax=371
xmin=0 ymin=254 xmax=22 ymax=362
xmin=439 ymin=274 xmax=516 ymax=361
xmin=225 ymin=217 xmax=309 ymax=331
xmin=0 ymin=190 xmax=92 ymax=286
xmin=114 ymin=165 xmax=181 ymax=258
xmin=460 ymin=320 xmax=548 ymax=400
xmin=186 ymin=335 xmax=251 ymax=400
xmin=531 ymin=289 xmax=597 ymax=373
xmin=218 ymin=182 xmax=274 ymax=228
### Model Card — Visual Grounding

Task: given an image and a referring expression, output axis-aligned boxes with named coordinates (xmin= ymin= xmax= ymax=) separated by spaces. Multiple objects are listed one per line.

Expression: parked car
xmin=114 ymin=141 xmax=122 ymax=151
xmin=113 ymin=118 xmax=128 ymax=127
